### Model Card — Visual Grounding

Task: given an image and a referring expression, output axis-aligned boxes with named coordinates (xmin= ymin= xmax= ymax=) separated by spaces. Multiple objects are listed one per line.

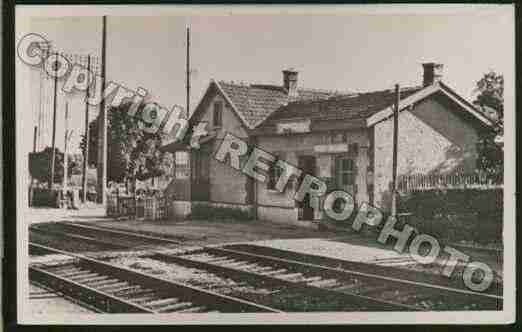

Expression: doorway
xmin=334 ymin=156 xmax=355 ymax=196
xmin=298 ymin=156 xmax=317 ymax=220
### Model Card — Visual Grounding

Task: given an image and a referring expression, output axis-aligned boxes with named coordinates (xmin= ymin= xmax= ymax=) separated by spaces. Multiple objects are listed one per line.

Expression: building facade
xmin=166 ymin=64 xmax=493 ymax=227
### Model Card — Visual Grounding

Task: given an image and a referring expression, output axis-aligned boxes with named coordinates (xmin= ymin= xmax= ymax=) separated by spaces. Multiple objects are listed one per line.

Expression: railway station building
xmin=163 ymin=64 xmax=493 ymax=227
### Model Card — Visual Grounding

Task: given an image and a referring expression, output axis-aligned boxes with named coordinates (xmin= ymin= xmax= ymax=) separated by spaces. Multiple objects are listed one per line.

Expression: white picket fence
xmin=398 ymin=172 xmax=502 ymax=192
xmin=107 ymin=194 xmax=168 ymax=220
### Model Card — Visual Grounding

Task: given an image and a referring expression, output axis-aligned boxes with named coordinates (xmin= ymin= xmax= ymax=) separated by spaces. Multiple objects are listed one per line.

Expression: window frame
xmin=336 ymin=157 xmax=355 ymax=187
xmin=267 ymin=154 xmax=283 ymax=191
xmin=174 ymin=151 xmax=189 ymax=178
xmin=213 ymin=101 xmax=223 ymax=127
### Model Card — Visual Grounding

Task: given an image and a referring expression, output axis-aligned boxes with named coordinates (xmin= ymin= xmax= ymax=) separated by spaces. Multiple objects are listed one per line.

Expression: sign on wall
xmin=314 ymin=143 xmax=349 ymax=154
xmin=276 ymin=119 xmax=311 ymax=134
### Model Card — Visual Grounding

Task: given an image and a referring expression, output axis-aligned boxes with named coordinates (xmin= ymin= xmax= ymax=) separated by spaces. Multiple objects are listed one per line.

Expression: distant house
xmin=165 ymin=63 xmax=493 ymax=227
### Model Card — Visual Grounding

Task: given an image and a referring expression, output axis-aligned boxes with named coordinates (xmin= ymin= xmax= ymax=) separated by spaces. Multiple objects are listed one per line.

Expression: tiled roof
xmin=217 ymin=81 xmax=348 ymax=128
xmin=263 ymin=86 xmax=424 ymax=124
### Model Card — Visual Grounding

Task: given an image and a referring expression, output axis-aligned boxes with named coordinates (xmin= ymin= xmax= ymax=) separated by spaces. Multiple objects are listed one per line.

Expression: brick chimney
xmin=422 ymin=63 xmax=443 ymax=86
xmin=283 ymin=68 xmax=299 ymax=98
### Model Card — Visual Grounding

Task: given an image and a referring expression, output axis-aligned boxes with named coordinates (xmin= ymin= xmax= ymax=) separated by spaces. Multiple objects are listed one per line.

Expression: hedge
xmin=189 ymin=203 xmax=254 ymax=221
xmin=398 ymin=188 xmax=502 ymax=218
xmin=397 ymin=188 xmax=503 ymax=243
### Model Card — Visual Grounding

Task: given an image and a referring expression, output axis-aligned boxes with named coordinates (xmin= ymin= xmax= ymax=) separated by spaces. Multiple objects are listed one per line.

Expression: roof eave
xmin=365 ymin=82 xmax=494 ymax=128
xmin=250 ymin=117 xmax=367 ymax=136
xmin=213 ymin=80 xmax=256 ymax=130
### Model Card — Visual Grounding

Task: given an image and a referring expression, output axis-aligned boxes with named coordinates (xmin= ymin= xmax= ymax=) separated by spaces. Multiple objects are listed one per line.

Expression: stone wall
xmin=191 ymin=91 xmax=250 ymax=206
xmin=373 ymin=96 xmax=481 ymax=210
xmin=256 ymin=130 xmax=370 ymax=224
xmin=209 ymin=139 xmax=250 ymax=205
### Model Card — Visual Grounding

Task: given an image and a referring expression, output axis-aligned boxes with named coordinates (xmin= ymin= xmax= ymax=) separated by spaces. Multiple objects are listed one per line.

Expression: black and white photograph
xmin=14 ymin=4 xmax=515 ymax=325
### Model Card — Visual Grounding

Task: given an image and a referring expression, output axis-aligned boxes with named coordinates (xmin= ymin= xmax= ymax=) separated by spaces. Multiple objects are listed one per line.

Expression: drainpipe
xmin=391 ymin=84 xmax=400 ymax=217
xmin=250 ymin=136 xmax=259 ymax=220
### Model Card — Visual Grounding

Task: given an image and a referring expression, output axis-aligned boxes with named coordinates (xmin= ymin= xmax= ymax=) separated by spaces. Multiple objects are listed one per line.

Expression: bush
xmin=398 ymin=188 xmax=503 ymax=243
xmin=30 ymin=188 xmax=60 ymax=207
xmin=189 ymin=203 xmax=254 ymax=221
xmin=398 ymin=188 xmax=502 ymax=218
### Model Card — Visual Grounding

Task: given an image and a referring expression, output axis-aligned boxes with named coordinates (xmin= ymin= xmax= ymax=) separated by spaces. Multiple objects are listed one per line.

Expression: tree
xmin=29 ymin=147 xmax=76 ymax=184
xmin=80 ymin=102 xmax=174 ymax=187
xmin=80 ymin=119 xmax=98 ymax=167
xmin=473 ymin=71 xmax=503 ymax=181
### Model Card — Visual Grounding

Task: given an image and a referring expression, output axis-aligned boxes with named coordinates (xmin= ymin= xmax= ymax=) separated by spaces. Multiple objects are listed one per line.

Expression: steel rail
xmin=30 ymin=227 xmax=129 ymax=250
xmin=204 ymin=246 xmax=502 ymax=309
xmin=224 ymin=243 xmax=502 ymax=296
xmin=30 ymin=225 xmax=414 ymax=311
xmin=30 ymin=266 xmax=154 ymax=313
xmin=60 ymin=222 xmax=183 ymax=245
xmin=150 ymin=252 xmax=417 ymax=311
xmin=29 ymin=242 xmax=282 ymax=313
xmin=30 ymin=223 xmax=502 ymax=310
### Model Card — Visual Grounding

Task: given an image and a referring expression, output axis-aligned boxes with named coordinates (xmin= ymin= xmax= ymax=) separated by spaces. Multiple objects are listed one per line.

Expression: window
xmin=213 ymin=101 xmax=223 ymax=127
xmin=267 ymin=154 xmax=283 ymax=191
xmin=174 ymin=151 xmax=189 ymax=178
xmin=336 ymin=157 xmax=354 ymax=187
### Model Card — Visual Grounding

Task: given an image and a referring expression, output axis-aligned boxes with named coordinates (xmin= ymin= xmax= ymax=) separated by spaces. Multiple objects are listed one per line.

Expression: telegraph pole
xmin=33 ymin=126 xmax=37 ymax=154
xmin=184 ymin=26 xmax=192 ymax=202
xmin=391 ymin=84 xmax=400 ymax=217
xmin=186 ymin=26 xmax=190 ymax=119
xmin=48 ymin=52 xmax=59 ymax=191
xmin=63 ymin=102 xmax=70 ymax=194
xmin=97 ymin=16 xmax=108 ymax=205
xmin=29 ymin=126 xmax=37 ymax=206
xmin=82 ymin=55 xmax=91 ymax=203
xmin=37 ymin=70 xmax=43 ymax=150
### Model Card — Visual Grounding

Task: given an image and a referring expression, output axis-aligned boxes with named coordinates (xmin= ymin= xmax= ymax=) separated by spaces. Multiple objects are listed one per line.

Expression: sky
xmin=25 ymin=7 xmax=514 ymax=153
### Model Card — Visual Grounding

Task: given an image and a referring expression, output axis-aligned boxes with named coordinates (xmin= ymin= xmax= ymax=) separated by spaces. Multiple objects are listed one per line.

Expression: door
xmin=335 ymin=156 xmax=355 ymax=197
xmin=298 ymin=156 xmax=317 ymax=220
xmin=191 ymin=148 xmax=210 ymax=201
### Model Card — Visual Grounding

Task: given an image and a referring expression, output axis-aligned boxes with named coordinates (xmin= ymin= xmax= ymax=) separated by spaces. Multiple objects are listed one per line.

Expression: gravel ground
xmin=106 ymin=254 xmax=372 ymax=311
xmin=76 ymin=219 xmax=339 ymax=245
xmin=108 ymin=255 xmax=275 ymax=296
xmin=30 ymin=214 xmax=503 ymax=284
xmin=251 ymin=238 xmax=416 ymax=265
xmin=27 ymin=205 xmax=106 ymax=224
xmin=249 ymin=237 xmax=503 ymax=283
xmin=29 ymin=231 xmax=130 ymax=253
xmin=28 ymin=284 xmax=94 ymax=315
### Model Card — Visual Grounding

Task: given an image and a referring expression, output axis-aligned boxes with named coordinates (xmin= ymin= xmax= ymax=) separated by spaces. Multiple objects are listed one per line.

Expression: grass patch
xmin=188 ymin=203 xmax=254 ymax=222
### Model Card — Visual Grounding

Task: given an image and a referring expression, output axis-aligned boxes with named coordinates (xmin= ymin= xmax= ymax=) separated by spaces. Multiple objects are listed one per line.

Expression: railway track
xmin=30 ymin=222 xmax=503 ymax=311
xmin=163 ymin=246 xmax=501 ymax=311
xmin=29 ymin=243 xmax=280 ymax=313
xmin=31 ymin=222 xmax=181 ymax=250
xmin=30 ymin=231 xmax=411 ymax=311
xmin=222 ymin=244 xmax=503 ymax=296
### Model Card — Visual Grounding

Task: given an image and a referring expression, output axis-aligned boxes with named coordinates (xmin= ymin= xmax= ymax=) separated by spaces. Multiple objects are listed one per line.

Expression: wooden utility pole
xmin=97 ymin=16 xmax=108 ymax=205
xmin=391 ymin=84 xmax=400 ymax=217
xmin=37 ymin=69 xmax=43 ymax=151
xmin=37 ymin=40 xmax=51 ymax=151
xmin=63 ymin=102 xmax=70 ymax=193
xmin=185 ymin=26 xmax=192 ymax=203
xmin=82 ymin=55 xmax=91 ymax=203
xmin=48 ymin=52 xmax=59 ymax=191
xmin=29 ymin=126 xmax=37 ymax=206
xmin=33 ymin=126 xmax=38 ymax=153
xmin=186 ymin=26 xmax=190 ymax=119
